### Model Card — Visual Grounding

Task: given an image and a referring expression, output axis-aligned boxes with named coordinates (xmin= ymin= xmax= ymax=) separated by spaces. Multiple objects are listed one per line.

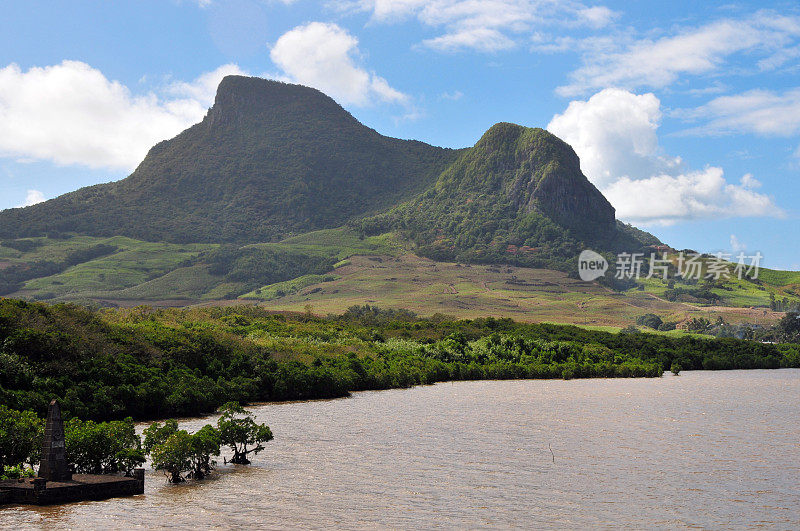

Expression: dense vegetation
xmin=358 ymin=124 xmax=657 ymax=270
xmin=1 ymin=401 xmax=272 ymax=483
xmin=0 ymin=76 xmax=459 ymax=243
xmin=1 ymin=299 xmax=798 ymax=425
xmin=202 ymin=245 xmax=336 ymax=296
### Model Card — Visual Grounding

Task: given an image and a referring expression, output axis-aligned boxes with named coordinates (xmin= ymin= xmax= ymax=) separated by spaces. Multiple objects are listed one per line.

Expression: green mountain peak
xmin=1 ymin=77 xmax=653 ymax=275
xmin=360 ymin=122 xmax=644 ymax=268
xmin=0 ymin=75 xmax=459 ymax=243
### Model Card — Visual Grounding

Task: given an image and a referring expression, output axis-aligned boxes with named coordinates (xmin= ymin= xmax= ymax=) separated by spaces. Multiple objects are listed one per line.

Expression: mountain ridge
xmin=1 ymin=75 xmax=660 ymax=301
xmin=0 ymin=76 xmax=461 ymax=243
xmin=358 ymin=122 xmax=650 ymax=269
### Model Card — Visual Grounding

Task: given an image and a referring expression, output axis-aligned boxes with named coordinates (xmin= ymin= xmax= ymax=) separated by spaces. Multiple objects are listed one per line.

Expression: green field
xmin=1 ymin=229 xmax=403 ymax=303
xmin=1 ymin=236 xmax=216 ymax=301
xmin=1 ymin=231 xmax=797 ymax=329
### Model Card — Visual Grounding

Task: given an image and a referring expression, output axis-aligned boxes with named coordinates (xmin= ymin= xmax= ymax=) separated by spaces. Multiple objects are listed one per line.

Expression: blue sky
xmin=1 ymin=0 xmax=800 ymax=268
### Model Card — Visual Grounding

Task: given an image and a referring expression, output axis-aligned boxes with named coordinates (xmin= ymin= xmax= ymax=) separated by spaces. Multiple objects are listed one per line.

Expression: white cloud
xmin=740 ymin=173 xmax=761 ymax=189
xmin=18 ymin=189 xmax=45 ymax=207
xmin=601 ymin=168 xmax=776 ymax=225
xmin=547 ymin=88 xmax=780 ymax=225
xmin=576 ymin=6 xmax=616 ymax=29
xmin=0 ymin=61 xmax=244 ymax=170
xmin=547 ymin=89 xmax=677 ymax=188
xmin=730 ymin=234 xmax=746 ymax=252
xmin=334 ymin=0 xmax=617 ymax=52
xmin=440 ymin=90 xmax=464 ymax=101
xmin=685 ymin=81 xmax=728 ymax=97
xmin=166 ymin=64 xmax=245 ymax=103
xmin=270 ymin=22 xmax=408 ymax=106
xmin=681 ymin=88 xmax=800 ymax=136
xmin=424 ymin=27 xmax=516 ymax=52
xmin=558 ymin=12 xmax=800 ymax=96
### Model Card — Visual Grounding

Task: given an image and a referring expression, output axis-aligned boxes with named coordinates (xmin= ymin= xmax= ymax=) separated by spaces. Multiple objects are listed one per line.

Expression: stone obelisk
xmin=38 ymin=399 xmax=72 ymax=482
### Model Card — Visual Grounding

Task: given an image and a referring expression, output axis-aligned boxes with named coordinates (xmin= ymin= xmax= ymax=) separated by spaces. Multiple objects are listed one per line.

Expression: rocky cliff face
xmin=365 ymin=122 xmax=638 ymax=268
xmin=421 ymin=122 xmax=616 ymax=235
xmin=490 ymin=123 xmax=616 ymax=234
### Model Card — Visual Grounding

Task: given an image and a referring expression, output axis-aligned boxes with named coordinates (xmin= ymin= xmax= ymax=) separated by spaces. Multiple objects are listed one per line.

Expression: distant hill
xmin=359 ymin=123 xmax=656 ymax=269
xmin=0 ymin=76 xmax=460 ymax=243
xmin=0 ymin=75 xmax=672 ymax=309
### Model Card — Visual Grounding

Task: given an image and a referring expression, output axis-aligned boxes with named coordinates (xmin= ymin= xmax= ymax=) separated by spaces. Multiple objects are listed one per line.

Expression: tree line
xmin=1 ymin=300 xmax=799 ymax=427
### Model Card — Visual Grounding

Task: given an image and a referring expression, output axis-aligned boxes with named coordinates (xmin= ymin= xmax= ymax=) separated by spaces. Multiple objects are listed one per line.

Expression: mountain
xmin=0 ymin=75 xmax=665 ymax=306
xmin=0 ymin=76 xmax=461 ymax=243
xmin=359 ymin=123 xmax=654 ymax=269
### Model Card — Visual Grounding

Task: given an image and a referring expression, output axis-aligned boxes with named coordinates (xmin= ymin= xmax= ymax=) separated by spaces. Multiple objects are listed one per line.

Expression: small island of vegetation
xmin=1 ymin=401 xmax=272 ymax=484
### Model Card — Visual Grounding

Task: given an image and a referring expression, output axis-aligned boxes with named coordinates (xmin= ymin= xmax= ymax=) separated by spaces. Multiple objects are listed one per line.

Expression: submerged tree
xmin=216 ymin=402 xmax=273 ymax=465
xmin=189 ymin=425 xmax=221 ymax=479
xmin=115 ymin=448 xmax=147 ymax=477
xmin=145 ymin=420 xmax=222 ymax=482
xmin=150 ymin=429 xmax=193 ymax=483
xmin=143 ymin=420 xmax=180 ymax=455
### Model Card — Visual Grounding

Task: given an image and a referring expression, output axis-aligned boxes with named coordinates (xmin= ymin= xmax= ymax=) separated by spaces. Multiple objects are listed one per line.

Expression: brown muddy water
xmin=3 ymin=370 xmax=799 ymax=529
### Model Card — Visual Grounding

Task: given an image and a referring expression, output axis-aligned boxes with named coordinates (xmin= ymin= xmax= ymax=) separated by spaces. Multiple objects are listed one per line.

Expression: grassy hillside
xmin=2 ymin=233 xmax=797 ymax=332
xmin=252 ymin=253 xmax=786 ymax=329
xmin=0 ymin=229 xmax=406 ymax=303
xmin=1 ymin=236 xmax=215 ymax=300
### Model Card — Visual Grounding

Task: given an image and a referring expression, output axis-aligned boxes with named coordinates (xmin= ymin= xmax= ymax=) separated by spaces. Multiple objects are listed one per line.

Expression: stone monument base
xmin=0 ymin=471 xmax=144 ymax=506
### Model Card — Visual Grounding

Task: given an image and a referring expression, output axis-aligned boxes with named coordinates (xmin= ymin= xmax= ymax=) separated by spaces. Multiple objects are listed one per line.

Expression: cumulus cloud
xmin=547 ymin=88 xmax=780 ymax=225
xmin=166 ymin=64 xmax=245 ymax=103
xmin=333 ymin=0 xmax=617 ymax=52
xmin=0 ymin=61 xmax=244 ymax=170
xmin=18 ymin=189 xmax=46 ymax=207
xmin=600 ymin=168 xmax=776 ymax=225
xmin=558 ymin=12 xmax=800 ymax=96
xmin=547 ymin=89 xmax=675 ymax=188
xmin=270 ymin=22 xmax=408 ymax=106
xmin=680 ymin=88 xmax=800 ymax=136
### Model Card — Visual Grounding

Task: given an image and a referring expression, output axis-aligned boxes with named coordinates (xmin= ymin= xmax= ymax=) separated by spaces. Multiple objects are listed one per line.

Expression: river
xmin=3 ymin=370 xmax=799 ymax=529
